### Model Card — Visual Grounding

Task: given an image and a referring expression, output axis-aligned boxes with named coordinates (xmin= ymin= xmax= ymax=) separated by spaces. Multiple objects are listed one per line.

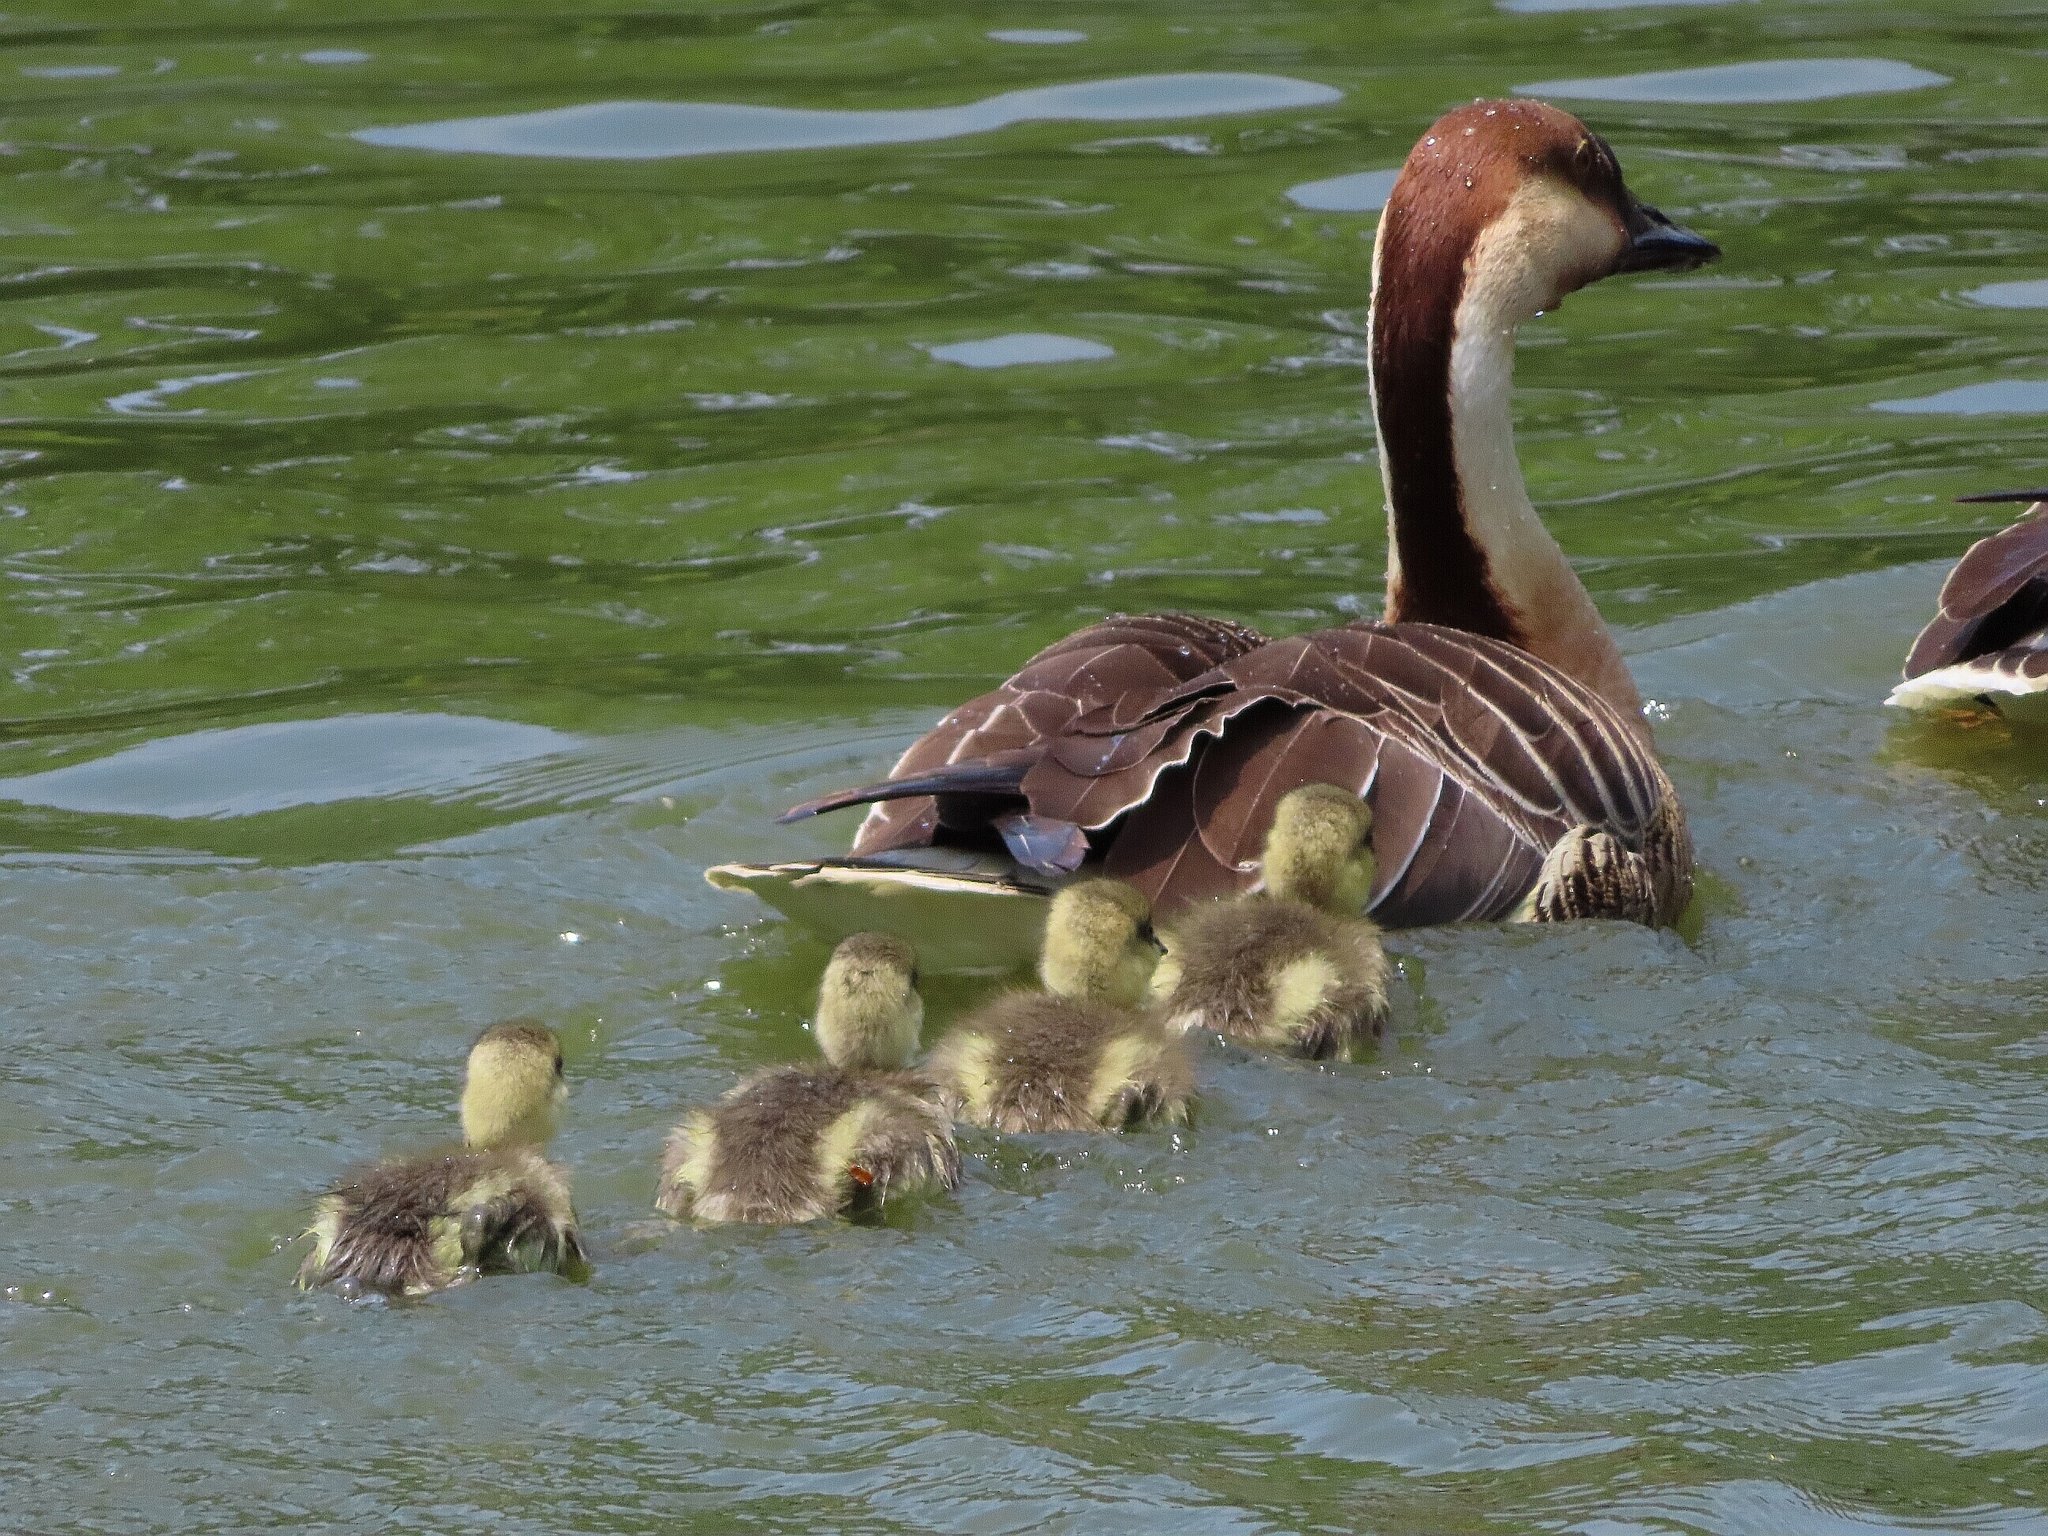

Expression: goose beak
xmin=1616 ymin=198 xmax=1719 ymax=274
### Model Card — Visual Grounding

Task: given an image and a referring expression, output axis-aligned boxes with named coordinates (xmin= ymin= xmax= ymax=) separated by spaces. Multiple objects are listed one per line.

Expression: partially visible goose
xmin=715 ymin=99 xmax=1717 ymax=934
xmin=298 ymin=1020 xmax=586 ymax=1298
xmin=657 ymin=933 xmax=960 ymax=1224
xmin=1887 ymin=491 xmax=2048 ymax=712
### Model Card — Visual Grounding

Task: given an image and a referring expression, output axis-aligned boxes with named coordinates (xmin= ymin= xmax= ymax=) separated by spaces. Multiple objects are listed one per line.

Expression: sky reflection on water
xmin=1519 ymin=57 xmax=1948 ymax=104
xmin=356 ymin=73 xmax=1343 ymax=160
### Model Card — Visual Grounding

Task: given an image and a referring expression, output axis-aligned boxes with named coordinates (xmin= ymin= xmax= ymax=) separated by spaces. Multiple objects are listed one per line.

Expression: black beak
xmin=1616 ymin=197 xmax=1719 ymax=274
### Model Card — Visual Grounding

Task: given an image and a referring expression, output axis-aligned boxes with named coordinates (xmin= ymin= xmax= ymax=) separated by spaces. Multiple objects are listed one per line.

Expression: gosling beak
xmin=1616 ymin=198 xmax=1719 ymax=274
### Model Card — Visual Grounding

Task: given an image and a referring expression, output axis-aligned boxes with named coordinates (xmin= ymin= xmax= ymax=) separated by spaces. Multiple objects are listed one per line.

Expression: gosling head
xmin=1039 ymin=879 xmax=1161 ymax=1007
xmin=459 ymin=1018 xmax=567 ymax=1150
xmin=1262 ymin=784 xmax=1376 ymax=915
xmin=813 ymin=932 xmax=923 ymax=1070
xmin=1375 ymin=99 xmax=1719 ymax=335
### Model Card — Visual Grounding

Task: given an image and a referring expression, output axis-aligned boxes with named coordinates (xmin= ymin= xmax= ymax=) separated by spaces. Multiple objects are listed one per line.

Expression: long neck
xmin=1368 ymin=202 xmax=1643 ymax=725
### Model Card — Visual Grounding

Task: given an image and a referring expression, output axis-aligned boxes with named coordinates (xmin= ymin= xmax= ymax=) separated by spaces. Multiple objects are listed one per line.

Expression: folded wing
xmin=789 ymin=617 xmax=1687 ymax=927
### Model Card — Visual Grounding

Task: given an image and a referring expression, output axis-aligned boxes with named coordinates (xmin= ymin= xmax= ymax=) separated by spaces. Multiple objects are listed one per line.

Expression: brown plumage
xmin=297 ymin=1019 xmax=584 ymax=1298
xmin=926 ymin=881 xmax=1194 ymax=1132
xmin=1890 ymin=492 xmax=2048 ymax=710
xmin=655 ymin=933 xmax=960 ymax=1225
xmin=799 ymin=621 xmax=1689 ymax=927
xmin=761 ymin=101 xmax=1713 ymax=932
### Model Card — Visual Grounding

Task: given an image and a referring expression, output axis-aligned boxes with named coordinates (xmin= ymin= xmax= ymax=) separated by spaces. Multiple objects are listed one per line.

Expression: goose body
xmin=1156 ymin=784 xmax=1392 ymax=1059
xmin=298 ymin=1020 xmax=585 ymax=1298
xmin=717 ymin=100 xmax=1715 ymax=933
xmin=657 ymin=933 xmax=959 ymax=1224
xmin=927 ymin=881 xmax=1194 ymax=1132
xmin=1888 ymin=492 xmax=2048 ymax=712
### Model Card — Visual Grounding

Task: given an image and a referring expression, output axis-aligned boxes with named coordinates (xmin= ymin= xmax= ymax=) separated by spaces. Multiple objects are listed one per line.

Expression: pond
xmin=3 ymin=2 xmax=2045 ymax=1531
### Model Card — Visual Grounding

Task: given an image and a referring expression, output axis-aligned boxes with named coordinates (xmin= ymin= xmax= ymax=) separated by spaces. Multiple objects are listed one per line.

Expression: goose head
xmin=1375 ymin=99 xmax=1716 ymax=337
xmin=1261 ymin=783 xmax=1376 ymax=914
xmin=459 ymin=1018 xmax=568 ymax=1150
xmin=1039 ymin=878 xmax=1161 ymax=1007
xmin=1370 ymin=99 xmax=1718 ymax=717
xmin=813 ymin=931 xmax=924 ymax=1069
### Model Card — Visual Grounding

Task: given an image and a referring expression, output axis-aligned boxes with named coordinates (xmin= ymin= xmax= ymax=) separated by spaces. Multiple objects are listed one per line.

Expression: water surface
xmin=3 ymin=2 xmax=2046 ymax=1533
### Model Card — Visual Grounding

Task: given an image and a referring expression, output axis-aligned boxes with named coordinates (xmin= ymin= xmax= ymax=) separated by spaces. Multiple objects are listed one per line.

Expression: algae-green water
xmin=4 ymin=3 xmax=2047 ymax=1531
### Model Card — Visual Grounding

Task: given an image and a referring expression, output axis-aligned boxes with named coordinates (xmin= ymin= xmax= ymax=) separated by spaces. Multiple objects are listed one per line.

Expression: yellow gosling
xmin=297 ymin=1020 xmax=586 ymax=1298
xmin=655 ymin=933 xmax=959 ymax=1224
xmin=1159 ymin=784 xmax=1392 ymax=1059
xmin=927 ymin=880 xmax=1193 ymax=1133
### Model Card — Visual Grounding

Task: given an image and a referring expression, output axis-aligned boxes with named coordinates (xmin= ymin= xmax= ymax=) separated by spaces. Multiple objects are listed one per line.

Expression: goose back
xmin=796 ymin=616 xmax=1690 ymax=927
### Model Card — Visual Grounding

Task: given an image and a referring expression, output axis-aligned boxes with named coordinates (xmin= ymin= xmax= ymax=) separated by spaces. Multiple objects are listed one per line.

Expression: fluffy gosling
xmin=1156 ymin=783 xmax=1391 ymax=1059
xmin=926 ymin=880 xmax=1193 ymax=1132
xmin=297 ymin=1019 xmax=586 ymax=1298
xmin=656 ymin=933 xmax=959 ymax=1224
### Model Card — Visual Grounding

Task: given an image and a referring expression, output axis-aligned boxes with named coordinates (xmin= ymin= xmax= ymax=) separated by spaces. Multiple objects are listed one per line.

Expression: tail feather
xmin=779 ymin=755 xmax=1034 ymax=824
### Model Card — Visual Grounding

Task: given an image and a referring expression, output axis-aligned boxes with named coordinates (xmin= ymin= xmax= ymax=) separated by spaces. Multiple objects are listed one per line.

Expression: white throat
xmin=1443 ymin=181 xmax=1645 ymax=723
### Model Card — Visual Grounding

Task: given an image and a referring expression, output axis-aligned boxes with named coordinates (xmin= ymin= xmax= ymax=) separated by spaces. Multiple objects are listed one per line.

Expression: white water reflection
xmin=1967 ymin=279 xmax=2048 ymax=309
xmin=924 ymin=333 xmax=1114 ymax=368
xmin=1285 ymin=168 xmax=1397 ymax=212
xmin=1872 ymin=380 xmax=2048 ymax=416
xmin=1518 ymin=58 xmax=1947 ymax=104
xmin=0 ymin=714 xmax=578 ymax=819
xmin=354 ymin=73 xmax=1342 ymax=159
xmin=988 ymin=29 xmax=1088 ymax=44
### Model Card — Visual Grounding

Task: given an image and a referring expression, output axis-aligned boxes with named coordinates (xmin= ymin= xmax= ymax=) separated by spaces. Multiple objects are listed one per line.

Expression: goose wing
xmin=1891 ymin=493 xmax=2048 ymax=708
xmin=803 ymin=612 xmax=1269 ymax=854
xmin=782 ymin=619 xmax=1684 ymax=927
xmin=1041 ymin=622 xmax=1671 ymax=923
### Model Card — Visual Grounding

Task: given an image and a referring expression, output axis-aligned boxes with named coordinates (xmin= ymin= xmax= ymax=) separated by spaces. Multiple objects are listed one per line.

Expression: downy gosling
xmin=926 ymin=879 xmax=1194 ymax=1133
xmin=657 ymin=933 xmax=960 ymax=1224
xmin=297 ymin=1019 xmax=587 ymax=1298
xmin=1156 ymin=783 xmax=1392 ymax=1059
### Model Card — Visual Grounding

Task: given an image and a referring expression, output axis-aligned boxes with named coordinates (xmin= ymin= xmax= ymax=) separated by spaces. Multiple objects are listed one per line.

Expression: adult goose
xmin=711 ymin=99 xmax=1717 ymax=937
xmin=1887 ymin=491 xmax=2048 ymax=713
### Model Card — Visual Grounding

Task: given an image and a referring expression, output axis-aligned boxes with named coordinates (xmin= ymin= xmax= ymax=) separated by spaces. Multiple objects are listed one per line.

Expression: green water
xmin=5 ymin=2 xmax=2047 ymax=1531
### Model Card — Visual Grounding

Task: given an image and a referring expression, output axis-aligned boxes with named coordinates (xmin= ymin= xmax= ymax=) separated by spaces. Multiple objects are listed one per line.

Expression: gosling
xmin=1156 ymin=783 xmax=1391 ymax=1059
xmin=926 ymin=879 xmax=1193 ymax=1133
xmin=657 ymin=933 xmax=960 ymax=1224
xmin=297 ymin=1019 xmax=586 ymax=1298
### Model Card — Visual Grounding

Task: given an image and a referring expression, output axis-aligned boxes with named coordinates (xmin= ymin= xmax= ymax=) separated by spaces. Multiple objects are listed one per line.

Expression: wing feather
xmin=800 ymin=617 xmax=1687 ymax=927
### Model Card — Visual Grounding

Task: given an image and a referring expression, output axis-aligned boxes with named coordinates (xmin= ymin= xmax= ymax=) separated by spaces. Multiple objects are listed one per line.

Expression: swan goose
xmin=1887 ymin=491 xmax=2048 ymax=713
xmin=712 ymin=99 xmax=1718 ymax=938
